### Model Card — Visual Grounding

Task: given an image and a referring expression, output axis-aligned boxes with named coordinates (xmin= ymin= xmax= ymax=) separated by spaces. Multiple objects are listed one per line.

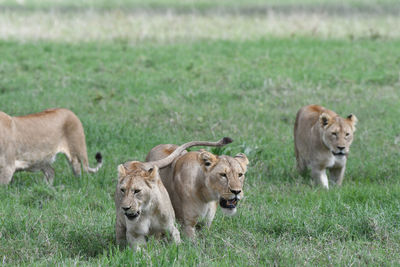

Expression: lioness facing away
xmin=115 ymin=137 xmax=232 ymax=250
xmin=0 ymin=108 xmax=102 ymax=185
xmin=294 ymin=105 xmax=357 ymax=189
xmin=146 ymin=145 xmax=248 ymax=238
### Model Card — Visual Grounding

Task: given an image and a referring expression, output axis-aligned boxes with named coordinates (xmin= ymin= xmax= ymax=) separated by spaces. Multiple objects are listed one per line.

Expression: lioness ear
xmin=234 ymin=153 xmax=249 ymax=170
xmin=145 ymin=165 xmax=159 ymax=188
xmin=199 ymin=151 xmax=218 ymax=169
xmin=347 ymin=114 xmax=358 ymax=131
xmin=147 ymin=165 xmax=158 ymax=178
xmin=117 ymin=164 xmax=127 ymax=181
xmin=319 ymin=113 xmax=331 ymax=128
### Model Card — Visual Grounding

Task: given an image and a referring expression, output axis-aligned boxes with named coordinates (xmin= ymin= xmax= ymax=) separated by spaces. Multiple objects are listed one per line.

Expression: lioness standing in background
xmin=294 ymin=105 xmax=357 ymax=189
xmin=0 ymin=108 xmax=102 ymax=185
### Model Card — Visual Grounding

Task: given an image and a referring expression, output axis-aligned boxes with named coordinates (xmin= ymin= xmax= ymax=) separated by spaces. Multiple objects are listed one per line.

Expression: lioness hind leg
xmin=41 ymin=164 xmax=55 ymax=185
xmin=69 ymin=157 xmax=82 ymax=177
xmin=63 ymin=149 xmax=82 ymax=177
xmin=330 ymin=166 xmax=346 ymax=186
xmin=0 ymin=166 xmax=14 ymax=185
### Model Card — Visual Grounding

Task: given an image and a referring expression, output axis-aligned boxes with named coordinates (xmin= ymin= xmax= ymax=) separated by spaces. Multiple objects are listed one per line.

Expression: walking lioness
xmin=294 ymin=105 xmax=357 ymax=189
xmin=146 ymin=144 xmax=248 ymax=238
xmin=0 ymin=108 xmax=102 ymax=185
xmin=115 ymin=137 xmax=232 ymax=250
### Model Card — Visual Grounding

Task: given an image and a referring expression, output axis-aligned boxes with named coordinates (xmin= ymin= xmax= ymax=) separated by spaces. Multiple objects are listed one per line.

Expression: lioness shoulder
xmin=294 ymin=105 xmax=357 ymax=189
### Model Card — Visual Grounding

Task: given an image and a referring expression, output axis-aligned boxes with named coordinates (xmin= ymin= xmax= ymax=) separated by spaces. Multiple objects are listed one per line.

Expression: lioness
xmin=0 ymin=108 xmax=102 ymax=185
xmin=115 ymin=137 xmax=232 ymax=250
xmin=146 ymin=145 xmax=249 ymax=238
xmin=294 ymin=105 xmax=357 ymax=189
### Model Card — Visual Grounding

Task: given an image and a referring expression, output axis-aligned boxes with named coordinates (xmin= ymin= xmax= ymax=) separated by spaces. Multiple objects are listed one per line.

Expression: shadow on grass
xmin=57 ymin=228 xmax=114 ymax=259
xmin=2 ymin=175 xmax=115 ymax=263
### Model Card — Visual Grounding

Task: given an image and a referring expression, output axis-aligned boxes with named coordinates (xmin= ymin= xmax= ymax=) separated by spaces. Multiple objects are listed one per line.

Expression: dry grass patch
xmin=0 ymin=10 xmax=399 ymax=43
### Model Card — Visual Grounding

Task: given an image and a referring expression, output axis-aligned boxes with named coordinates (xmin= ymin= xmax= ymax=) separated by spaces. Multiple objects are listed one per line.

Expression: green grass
xmin=1 ymin=0 xmax=400 ymax=265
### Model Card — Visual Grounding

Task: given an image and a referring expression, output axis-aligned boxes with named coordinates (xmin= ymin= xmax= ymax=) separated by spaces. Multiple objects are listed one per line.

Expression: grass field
xmin=1 ymin=0 xmax=400 ymax=265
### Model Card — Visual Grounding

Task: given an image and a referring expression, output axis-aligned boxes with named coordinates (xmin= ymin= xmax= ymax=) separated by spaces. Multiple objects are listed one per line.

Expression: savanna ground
xmin=1 ymin=0 xmax=400 ymax=265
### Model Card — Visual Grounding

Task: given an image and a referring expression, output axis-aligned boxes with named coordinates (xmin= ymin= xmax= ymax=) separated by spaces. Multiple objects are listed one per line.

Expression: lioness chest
xmin=125 ymin=214 xmax=165 ymax=236
xmin=325 ymin=154 xmax=346 ymax=169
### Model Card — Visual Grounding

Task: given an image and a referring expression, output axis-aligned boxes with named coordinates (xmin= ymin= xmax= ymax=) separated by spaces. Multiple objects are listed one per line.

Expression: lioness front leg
xmin=184 ymin=225 xmax=195 ymax=239
xmin=330 ymin=166 xmax=346 ymax=186
xmin=168 ymin=224 xmax=181 ymax=244
xmin=183 ymin=222 xmax=196 ymax=239
xmin=205 ymin=202 xmax=217 ymax=228
xmin=115 ymin=221 xmax=127 ymax=248
xmin=127 ymin=234 xmax=146 ymax=252
xmin=311 ymin=168 xmax=329 ymax=189
xmin=295 ymin=152 xmax=307 ymax=175
xmin=0 ymin=165 xmax=15 ymax=185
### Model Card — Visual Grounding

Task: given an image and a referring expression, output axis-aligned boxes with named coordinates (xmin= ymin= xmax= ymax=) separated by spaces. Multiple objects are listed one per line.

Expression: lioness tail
xmin=87 ymin=152 xmax=103 ymax=173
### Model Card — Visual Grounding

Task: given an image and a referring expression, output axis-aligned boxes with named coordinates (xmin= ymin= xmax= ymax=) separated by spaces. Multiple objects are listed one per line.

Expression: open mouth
xmin=332 ymin=151 xmax=346 ymax=156
xmin=219 ymin=197 xmax=239 ymax=209
xmin=125 ymin=211 xmax=140 ymax=220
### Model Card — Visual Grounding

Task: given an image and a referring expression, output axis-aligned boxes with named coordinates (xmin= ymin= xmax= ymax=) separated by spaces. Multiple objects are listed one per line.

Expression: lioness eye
xmin=220 ymin=173 xmax=227 ymax=178
xmin=332 ymin=132 xmax=337 ymax=136
xmin=134 ymin=189 xmax=141 ymax=194
xmin=204 ymin=162 xmax=211 ymax=167
xmin=120 ymin=188 xmax=125 ymax=193
xmin=346 ymin=133 xmax=350 ymax=136
xmin=238 ymin=173 xmax=243 ymax=177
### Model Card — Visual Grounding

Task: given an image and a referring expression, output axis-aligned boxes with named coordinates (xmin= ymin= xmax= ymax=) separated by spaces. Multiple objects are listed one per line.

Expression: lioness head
xmin=117 ymin=162 xmax=159 ymax=221
xmin=319 ymin=112 xmax=358 ymax=157
xmin=198 ymin=151 xmax=249 ymax=216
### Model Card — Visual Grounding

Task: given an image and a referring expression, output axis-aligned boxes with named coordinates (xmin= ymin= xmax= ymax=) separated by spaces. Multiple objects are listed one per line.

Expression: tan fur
xmin=294 ymin=105 xmax=358 ymax=189
xmin=0 ymin=108 xmax=102 ymax=185
xmin=146 ymin=145 xmax=249 ymax=238
xmin=114 ymin=162 xmax=180 ymax=250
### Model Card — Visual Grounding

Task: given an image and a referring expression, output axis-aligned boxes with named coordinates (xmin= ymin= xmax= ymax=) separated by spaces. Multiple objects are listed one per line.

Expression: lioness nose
xmin=122 ymin=206 xmax=131 ymax=211
xmin=230 ymin=189 xmax=241 ymax=195
xmin=337 ymin=146 xmax=345 ymax=150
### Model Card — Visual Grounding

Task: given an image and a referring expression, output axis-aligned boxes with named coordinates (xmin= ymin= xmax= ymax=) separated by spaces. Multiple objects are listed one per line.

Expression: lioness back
xmin=145 ymin=144 xmax=182 ymax=193
xmin=294 ymin=105 xmax=357 ymax=189
xmin=14 ymin=108 xmax=82 ymax=150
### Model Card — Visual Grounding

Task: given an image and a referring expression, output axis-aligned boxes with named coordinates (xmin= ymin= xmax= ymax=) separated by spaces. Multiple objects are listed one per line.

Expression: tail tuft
xmin=95 ymin=152 xmax=103 ymax=163
xmin=221 ymin=137 xmax=233 ymax=145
